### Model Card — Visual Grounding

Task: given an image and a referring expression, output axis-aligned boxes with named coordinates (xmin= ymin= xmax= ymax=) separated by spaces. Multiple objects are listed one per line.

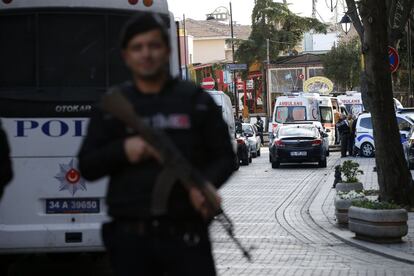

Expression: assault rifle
xmin=102 ymin=89 xmax=252 ymax=261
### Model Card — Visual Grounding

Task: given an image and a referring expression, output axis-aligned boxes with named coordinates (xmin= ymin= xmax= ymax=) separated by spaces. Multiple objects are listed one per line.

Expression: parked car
xmin=402 ymin=125 xmax=414 ymax=169
xmin=242 ymin=123 xmax=261 ymax=158
xmin=270 ymin=124 xmax=328 ymax=169
xmin=355 ymin=112 xmax=414 ymax=157
xmin=236 ymin=133 xmax=252 ymax=166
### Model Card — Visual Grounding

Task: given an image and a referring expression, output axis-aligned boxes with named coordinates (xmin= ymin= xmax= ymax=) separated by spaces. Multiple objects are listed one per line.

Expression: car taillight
xmin=274 ymin=139 xmax=285 ymax=147
xmin=237 ymin=139 xmax=245 ymax=145
xmin=2 ymin=0 xmax=12 ymax=3
xmin=312 ymin=139 xmax=322 ymax=146
xmin=128 ymin=0 xmax=138 ymax=5
xmin=272 ymin=123 xmax=278 ymax=130
xmin=143 ymin=0 xmax=154 ymax=6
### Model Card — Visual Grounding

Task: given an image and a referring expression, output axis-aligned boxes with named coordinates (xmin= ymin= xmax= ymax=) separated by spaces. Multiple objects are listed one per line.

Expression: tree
xmin=322 ymin=38 xmax=361 ymax=91
xmin=235 ymin=0 xmax=326 ymax=66
xmin=345 ymin=0 xmax=414 ymax=207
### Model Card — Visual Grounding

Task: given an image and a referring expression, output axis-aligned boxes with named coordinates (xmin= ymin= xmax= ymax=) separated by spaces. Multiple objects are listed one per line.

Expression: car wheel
xmin=272 ymin=160 xmax=280 ymax=169
xmin=326 ymin=149 xmax=330 ymax=157
xmin=269 ymin=154 xmax=272 ymax=163
xmin=249 ymin=154 xmax=252 ymax=163
xmin=361 ymin=142 xmax=375 ymax=157
xmin=319 ymin=158 xmax=327 ymax=168
xmin=252 ymin=151 xmax=257 ymax=158
xmin=257 ymin=147 xmax=261 ymax=157
xmin=241 ymin=157 xmax=249 ymax=166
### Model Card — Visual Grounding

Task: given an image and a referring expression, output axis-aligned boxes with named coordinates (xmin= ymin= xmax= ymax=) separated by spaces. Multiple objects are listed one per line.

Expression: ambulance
xmin=337 ymin=92 xmax=365 ymax=117
xmin=271 ymin=95 xmax=320 ymax=134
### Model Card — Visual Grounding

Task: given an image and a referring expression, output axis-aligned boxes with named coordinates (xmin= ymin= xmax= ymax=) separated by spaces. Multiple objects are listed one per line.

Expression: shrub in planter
xmin=348 ymin=200 xmax=408 ymax=243
xmin=335 ymin=191 xmax=365 ymax=225
xmin=336 ymin=161 xmax=364 ymax=193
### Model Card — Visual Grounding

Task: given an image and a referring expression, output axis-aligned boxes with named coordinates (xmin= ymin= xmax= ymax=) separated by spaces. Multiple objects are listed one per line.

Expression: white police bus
xmin=0 ymin=0 xmax=179 ymax=253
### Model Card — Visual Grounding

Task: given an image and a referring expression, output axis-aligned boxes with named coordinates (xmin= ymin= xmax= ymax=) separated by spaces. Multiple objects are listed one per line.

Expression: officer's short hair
xmin=120 ymin=14 xmax=170 ymax=49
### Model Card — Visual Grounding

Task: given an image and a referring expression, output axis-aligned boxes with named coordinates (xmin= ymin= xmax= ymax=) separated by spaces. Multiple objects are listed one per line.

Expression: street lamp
xmin=339 ymin=14 xmax=352 ymax=35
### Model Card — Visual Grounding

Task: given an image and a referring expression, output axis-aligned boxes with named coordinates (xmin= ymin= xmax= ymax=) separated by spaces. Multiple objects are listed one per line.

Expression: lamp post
xmin=207 ymin=2 xmax=238 ymax=117
xmin=339 ymin=14 xmax=352 ymax=35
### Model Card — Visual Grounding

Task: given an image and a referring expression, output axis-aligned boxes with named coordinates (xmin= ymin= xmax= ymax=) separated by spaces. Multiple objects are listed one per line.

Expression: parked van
xmin=207 ymin=90 xmax=240 ymax=170
xmin=206 ymin=90 xmax=235 ymax=138
xmin=354 ymin=112 xmax=414 ymax=157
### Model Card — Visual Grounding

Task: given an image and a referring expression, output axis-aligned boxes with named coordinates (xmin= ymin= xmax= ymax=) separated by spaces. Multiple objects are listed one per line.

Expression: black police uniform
xmin=78 ymin=79 xmax=235 ymax=276
xmin=0 ymin=120 xmax=12 ymax=200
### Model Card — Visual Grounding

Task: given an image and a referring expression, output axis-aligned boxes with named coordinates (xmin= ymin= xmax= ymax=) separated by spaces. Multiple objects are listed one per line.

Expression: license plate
xmin=46 ymin=198 xmax=100 ymax=214
xmin=290 ymin=151 xmax=307 ymax=157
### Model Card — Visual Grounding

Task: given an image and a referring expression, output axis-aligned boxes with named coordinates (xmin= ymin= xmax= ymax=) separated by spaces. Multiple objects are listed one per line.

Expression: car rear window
xmin=278 ymin=127 xmax=317 ymax=138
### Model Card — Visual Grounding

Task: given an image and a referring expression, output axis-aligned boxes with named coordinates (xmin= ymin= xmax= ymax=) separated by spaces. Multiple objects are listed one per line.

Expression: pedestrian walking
xmin=0 ymin=120 xmax=12 ymax=201
xmin=254 ymin=116 xmax=264 ymax=146
xmin=78 ymin=14 xmax=235 ymax=276
xmin=337 ymin=114 xmax=350 ymax=157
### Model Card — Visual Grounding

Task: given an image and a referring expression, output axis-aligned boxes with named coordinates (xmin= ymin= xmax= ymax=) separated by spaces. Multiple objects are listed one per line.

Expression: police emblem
xmin=55 ymin=159 xmax=86 ymax=196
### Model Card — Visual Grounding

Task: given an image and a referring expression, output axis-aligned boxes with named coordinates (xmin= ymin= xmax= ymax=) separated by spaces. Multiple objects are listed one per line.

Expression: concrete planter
xmin=334 ymin=197 xmax=353 ymax=225
xmin=348 ymin=206 xmax=408 ymax=243
xmin=335 ymin=182 xmax=363 ymax=193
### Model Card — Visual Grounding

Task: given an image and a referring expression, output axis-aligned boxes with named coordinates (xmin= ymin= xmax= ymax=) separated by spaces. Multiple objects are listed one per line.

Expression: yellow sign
xmin=303 ymin=77 xmax=334 ymax=95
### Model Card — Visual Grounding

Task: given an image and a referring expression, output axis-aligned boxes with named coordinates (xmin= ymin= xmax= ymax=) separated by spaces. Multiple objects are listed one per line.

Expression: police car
xmin=355 ymin=112 xmax=414 ymax=157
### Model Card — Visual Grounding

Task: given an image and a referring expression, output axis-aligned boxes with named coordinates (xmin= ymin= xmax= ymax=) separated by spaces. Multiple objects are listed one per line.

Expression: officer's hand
xmin=124 ymin=136 xmax=161 ymax=163
xmin=189 ymin=187 xmax=221 ymax=220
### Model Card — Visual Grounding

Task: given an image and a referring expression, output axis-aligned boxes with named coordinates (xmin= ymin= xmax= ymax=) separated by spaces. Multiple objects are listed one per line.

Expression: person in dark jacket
xmin=254 ymin=115 xmax=264 ymax=146
xmin=0 ymin=120 xmax=12 ymax=200
xmin=78 ymin=14 xmax=235 ymax=276
xmin=337 ymin=114 xmax=351 ymax=157
xmin=349 ymin=115 xmax=358 ymax=156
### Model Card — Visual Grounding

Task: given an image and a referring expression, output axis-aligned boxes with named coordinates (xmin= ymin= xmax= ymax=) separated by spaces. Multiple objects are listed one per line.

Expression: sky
xmin=168 ymin=0 xmax=348 ymax=25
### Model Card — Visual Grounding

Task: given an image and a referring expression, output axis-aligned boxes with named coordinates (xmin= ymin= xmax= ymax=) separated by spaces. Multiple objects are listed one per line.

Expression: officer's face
xmin=123 ymin=29 xmax=170 ymax=80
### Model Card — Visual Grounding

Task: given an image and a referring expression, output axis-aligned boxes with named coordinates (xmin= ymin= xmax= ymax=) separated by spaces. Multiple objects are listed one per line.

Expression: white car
xmin=242 ymin=123 xmax=261 ymax=158
xmin=355 ymin=113 xmax=413 ymax=157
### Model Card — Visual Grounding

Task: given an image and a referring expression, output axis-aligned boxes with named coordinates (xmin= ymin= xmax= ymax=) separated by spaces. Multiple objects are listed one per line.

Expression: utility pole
xmin=266 ymin=38 xmax=271 ymax=115
xmin=230 ymin=1 xmax=238 ymax=117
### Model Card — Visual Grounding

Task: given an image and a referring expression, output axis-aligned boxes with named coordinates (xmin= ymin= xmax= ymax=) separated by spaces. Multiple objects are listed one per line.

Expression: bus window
xmin=39 ymin=14 xmax=106 ymax=87
xmin=0 ymin=15 xmax=36 ymax=87
xmin=108 ymin=16 xmax=132 ymax=85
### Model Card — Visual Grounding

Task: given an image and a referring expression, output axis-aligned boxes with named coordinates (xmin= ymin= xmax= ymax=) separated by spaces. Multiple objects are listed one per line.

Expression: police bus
xmin=0 ymin=0 xmax=179 ymax=253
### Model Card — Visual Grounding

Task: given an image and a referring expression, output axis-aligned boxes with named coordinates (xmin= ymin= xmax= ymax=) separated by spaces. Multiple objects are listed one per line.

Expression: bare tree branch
xmin=345 ymin=0 xmax=364 ymax=41
xmin=388 ymin=0 xmax=414 ymax=45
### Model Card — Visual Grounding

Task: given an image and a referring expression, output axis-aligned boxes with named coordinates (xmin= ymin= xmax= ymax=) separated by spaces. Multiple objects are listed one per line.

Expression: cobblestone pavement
xmin=211 ymin=149 xmax=414 ymax=276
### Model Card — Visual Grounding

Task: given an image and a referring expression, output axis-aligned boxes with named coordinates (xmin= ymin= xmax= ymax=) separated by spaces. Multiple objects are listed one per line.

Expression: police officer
xmin=254 ymin=116 xmax=264 ymax=146
xmin=78 ymin=14 xmax=235 ymax=276
xmin=0 ymin=120 xmax=12 ymax=201
xmin=337 ymin=114 xmax=350 ymax=157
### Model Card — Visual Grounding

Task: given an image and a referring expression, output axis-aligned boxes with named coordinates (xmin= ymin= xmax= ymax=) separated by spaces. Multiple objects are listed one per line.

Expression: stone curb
xmin=308 ymin=161 xmax=414 ymax=265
